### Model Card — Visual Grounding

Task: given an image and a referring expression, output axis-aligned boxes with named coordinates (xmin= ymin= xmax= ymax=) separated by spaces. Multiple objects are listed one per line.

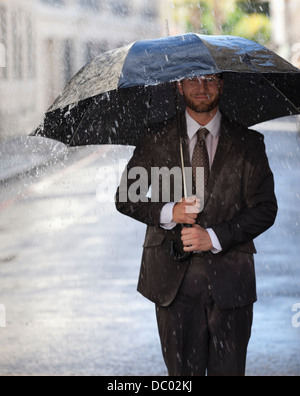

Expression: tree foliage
xmin=170 ymin=0 xmax=271 ymax=45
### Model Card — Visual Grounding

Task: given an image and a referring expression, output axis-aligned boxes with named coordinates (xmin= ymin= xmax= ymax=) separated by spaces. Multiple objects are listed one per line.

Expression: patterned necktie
xmin=192 ymin=128 xmax=210 ymax=196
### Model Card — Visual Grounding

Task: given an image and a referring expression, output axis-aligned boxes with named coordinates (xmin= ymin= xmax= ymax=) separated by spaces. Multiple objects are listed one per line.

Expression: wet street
xmin=0 ymin=118 xmax=299 ymax=376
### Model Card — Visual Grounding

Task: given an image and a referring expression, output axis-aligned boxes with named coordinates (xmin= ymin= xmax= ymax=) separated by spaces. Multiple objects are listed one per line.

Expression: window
xmin=85 ymin=41 xmax=108 ymax=63
xmin=27 ymin=17 xmax=36 ymax=79
xmin=79 ymin=0 xmax=100 ymax=12
xmin=12 ymin=9 xmax=23 ymax=80
xmin=142 ymin=0 xmax=158 ymax=20
xmin=40 ymin=0 xmax=65 ymax=7
xmin=110 ymin=0 xmax=130 ymax=17
xmin=0 ymin=6 xmax=7 ymax=78
xmin=64 ymin=40 xmax=74 ymax=85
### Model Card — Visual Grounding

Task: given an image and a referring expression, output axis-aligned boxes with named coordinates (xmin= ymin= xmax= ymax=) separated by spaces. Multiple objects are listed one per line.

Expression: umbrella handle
xmin=170 ymin=224 xmax=192 ymax=263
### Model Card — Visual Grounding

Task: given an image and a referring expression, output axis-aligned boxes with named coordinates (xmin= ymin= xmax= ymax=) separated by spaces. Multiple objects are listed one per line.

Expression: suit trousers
xmin=156 ymin=256 xmax=253 ymax=376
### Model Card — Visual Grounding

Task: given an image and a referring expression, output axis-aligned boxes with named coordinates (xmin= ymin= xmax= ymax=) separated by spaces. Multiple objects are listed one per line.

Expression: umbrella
xmin=32 ymin=33 xmax=300 ymax=262
xmin=32 ymin=33 xmax=300 ymax=147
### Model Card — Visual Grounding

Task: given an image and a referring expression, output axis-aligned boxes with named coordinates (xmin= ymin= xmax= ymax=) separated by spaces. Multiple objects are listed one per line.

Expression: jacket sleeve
xmin=115 ymin=137 xmax=166 ymax=227
xmin=211 ymin=136 xmax=278 ymax=252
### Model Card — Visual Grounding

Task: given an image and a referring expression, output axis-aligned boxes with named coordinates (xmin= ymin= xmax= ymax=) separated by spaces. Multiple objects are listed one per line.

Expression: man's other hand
xmin=181 ymin=225 xmax=213 ymax=252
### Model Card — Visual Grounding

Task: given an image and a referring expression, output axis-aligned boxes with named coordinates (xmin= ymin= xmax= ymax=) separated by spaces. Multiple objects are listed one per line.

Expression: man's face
xmin=178 ymin=75 xmax=223 ymax=114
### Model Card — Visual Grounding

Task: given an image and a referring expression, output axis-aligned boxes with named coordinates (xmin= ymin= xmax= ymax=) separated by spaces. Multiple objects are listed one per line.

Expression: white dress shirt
xmin=160 ymin=110 xmax=223 ymax=254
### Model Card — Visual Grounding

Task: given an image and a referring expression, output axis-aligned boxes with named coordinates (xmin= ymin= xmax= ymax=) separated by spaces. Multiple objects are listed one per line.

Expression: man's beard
xmin=183 ymin=93 xmax=221 ymax=114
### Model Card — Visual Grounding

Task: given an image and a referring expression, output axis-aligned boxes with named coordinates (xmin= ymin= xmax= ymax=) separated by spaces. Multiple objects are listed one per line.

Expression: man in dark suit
xmin=115 ymin=74 xmax=278 ymax=376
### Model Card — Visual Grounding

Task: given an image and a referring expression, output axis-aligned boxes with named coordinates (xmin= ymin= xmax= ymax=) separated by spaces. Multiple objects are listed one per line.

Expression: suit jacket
xmin=115 ymin=114 xmax=278 ymax=309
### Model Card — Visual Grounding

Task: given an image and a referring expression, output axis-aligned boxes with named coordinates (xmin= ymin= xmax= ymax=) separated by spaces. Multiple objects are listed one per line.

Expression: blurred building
xmin=0 ymin=0 xmax=37 ymax=139
xmin=0 ymin=0 xmax=162 ymax=140
xmin=1 ymin=0 xmax=299 ymax=141
xmin=270 ymin=0 xmax=300 ymax=68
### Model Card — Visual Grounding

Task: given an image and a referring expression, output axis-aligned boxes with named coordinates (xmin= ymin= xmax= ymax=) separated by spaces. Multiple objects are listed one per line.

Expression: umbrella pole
xmin=173 ymin=82 xmax=189 ymax=198
xmin=171 ymin=82 xmax=192 ymax=263
xmin=176 ymin=108 xmax=189 ymax=199
xmin=179 ymin=136 xmax=188 ymax=198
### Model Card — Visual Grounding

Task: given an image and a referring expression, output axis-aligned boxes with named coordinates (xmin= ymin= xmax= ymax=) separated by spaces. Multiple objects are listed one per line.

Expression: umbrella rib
xmin=263 ymin=77 xmax=300 ymax=115
xmin=68 ymin=105 xmax=91 ymax=147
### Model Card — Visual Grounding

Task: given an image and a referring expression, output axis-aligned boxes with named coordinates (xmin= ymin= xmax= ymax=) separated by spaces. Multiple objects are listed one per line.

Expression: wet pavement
xmin=0 ymin=117 xmax=299 ymax=376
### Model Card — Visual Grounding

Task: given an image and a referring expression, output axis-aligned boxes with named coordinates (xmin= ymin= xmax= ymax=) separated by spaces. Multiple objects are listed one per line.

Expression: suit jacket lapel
xmin=181 ymin=115 xmax=191 ymax=168
xmin=204 ymin=118 xmax=233 ymax=207
xmin=164 ymin=114 xmax=190 ymax=167
xmin=181 ymin=115 xmax=194 ymax=197
xmin=159 ymin=114 xmax=191 ymax=200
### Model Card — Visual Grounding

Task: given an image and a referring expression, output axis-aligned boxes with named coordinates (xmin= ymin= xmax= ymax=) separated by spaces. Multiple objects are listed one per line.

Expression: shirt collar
xmin=185 ymin=109 xmax=222 ymax=140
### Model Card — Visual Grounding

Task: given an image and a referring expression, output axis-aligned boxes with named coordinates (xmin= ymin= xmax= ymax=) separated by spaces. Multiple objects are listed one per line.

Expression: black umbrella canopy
xmin=33 ymin=34 xmax=300 ymax=147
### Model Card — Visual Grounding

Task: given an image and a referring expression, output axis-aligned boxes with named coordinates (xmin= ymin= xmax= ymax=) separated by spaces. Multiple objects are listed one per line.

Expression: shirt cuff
xmin=207 ymin=228 xmax=223 ymax=254
xmin=160 ymin=202 xmax=177 ymax=230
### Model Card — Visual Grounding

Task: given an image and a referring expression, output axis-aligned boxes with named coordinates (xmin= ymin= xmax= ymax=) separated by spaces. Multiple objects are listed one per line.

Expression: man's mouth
xmin=193 ymin=94 xmax=211 ymax=101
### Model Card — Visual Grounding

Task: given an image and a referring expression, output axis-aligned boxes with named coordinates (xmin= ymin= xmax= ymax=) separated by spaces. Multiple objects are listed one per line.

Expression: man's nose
xmin=196 ymin=78 xmax=206 ymax=89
